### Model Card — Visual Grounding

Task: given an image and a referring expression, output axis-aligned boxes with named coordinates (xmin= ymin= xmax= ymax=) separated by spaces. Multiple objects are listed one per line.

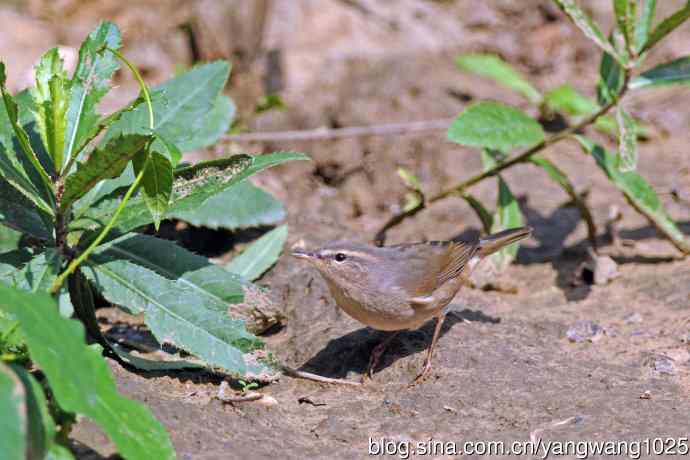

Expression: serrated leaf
xmin=640 ymin=3 xmax=690 ymax=53
xmin=630 ymin=56 xmax=690 ymax=88
xmin=616 ymin=105 xmax=637 ymax=171
xmin=634 ymin=0 xmax=656 ymax=53
xmin=576 ymin=136 xmax=690 ymax=254
xmin=529 ymin=155 xmax=597 ymax=247
xmin=64 ymin=21 xmax=121 ymax=168
xmin=0 ymin=63 xmax=54 ymax=213
xmin=103 ymin=61 xmax=233 ymax=152
xmin=448 ymin=102 xmax=544 ymax=151
xmin=456 ymin=54 xmax=541 ymax=103
xmin=133 ymin=150 xmax=173 ymax=230
xmin=69 ymin=151 xmax=308 ymax=242
xmin=10 ymin=249 xmax=62 ymax=293
xmin=226 ymin=225 xmax=288 ymax=280
xmin=554 ymin=0 xmax=623 ymax=63
xmin=0 ymin=177 xmax=52 ymax=240
xmin=170 ymin=180 xmax=285 ymax=230
xmin=31 ymin=48 xmax=69 ymax=171
xmin=0 ymin=362 xmax=26 ymax=460
xmin=83 ymin=233 xmax=279 ymax=380
xmin=613 ymin=0 xmax=637 ymax=51
xmin=61 ymin=133 xmax=149 ymax=211
xmin=0 ymin=283 xmax=176 ymax=460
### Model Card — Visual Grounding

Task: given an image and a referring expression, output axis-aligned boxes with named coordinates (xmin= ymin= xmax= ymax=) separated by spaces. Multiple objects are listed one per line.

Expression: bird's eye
xmin=334 ymin=253 xmax=347 ymax=262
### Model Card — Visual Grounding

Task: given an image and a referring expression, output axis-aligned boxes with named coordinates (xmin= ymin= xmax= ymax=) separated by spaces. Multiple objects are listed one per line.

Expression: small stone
xmin=640 ymin=390 xmax=652 ymax=400
xmin=567 ymin=320 xmax=605 ymax=343
xmin=623 ymin=312 xmax=643 ymax=324
xmin=654 ymin=356 xmax=677 ymax=375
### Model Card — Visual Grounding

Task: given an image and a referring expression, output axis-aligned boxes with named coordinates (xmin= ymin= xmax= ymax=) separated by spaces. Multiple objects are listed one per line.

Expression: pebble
xmin=654 ymin=356 xmax=677 ymax=375
xmin=567 ymin=320 xmax=605 ymax=343
xmin=623 ymin=312 xmax=643 ymax=324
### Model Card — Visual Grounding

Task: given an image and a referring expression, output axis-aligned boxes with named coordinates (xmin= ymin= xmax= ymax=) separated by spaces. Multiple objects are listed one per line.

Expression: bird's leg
xmin=412 ymin=313 xmax=445 ymax=385
xmin=363 ymin=331 xmax=399 ymax=382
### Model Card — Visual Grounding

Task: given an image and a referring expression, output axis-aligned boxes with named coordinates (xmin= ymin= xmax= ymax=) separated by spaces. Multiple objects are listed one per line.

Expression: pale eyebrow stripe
xmin=321 ymin=249 xmax=379 ymax=262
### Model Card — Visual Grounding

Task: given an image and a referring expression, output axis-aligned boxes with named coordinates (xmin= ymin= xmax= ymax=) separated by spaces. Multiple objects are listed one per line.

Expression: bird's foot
xmin=409 ymin=360 xmax=433 ymax=387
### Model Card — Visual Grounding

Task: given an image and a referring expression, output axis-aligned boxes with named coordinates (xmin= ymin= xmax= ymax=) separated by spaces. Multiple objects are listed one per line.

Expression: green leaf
xmin=529 ymin=155 xmax=597 ymax=247
xmin=490 ymin=177 xmax=524 ymax=268
xmin=0 ymin=362 xmax=26 ymax=460
xmin=0 ymin=63 xmax=54 ymax=214
xmin=613 ymin=0 xmax=637 ymax=51
xmin=576 ymin=136 xmax=690 ymax=254
xmin=0 ymin=283 xmax=176 ymax=460
xmin=133 ymin=150 xmax=173 ymax=230
xmin=103 ymin=61 xmax=233 ymax=152
xmin=9 ymin=364 xmax=65 ymax=460
xmin=630 ymin=56 xmax=690 ymax=88
xmin=553 ymin=0 xmax=623 ymax=63
xmin=0 ymin=225 xmax=22 ymax=253
xmin=543 ymin=84 xmax=599 ymax=116
xmin=61 ymin=133 xmax=149 ymax=211
xmin=83 ymin=234 xmax=279 ymax=380
xmin=191 ymin=95 xmax=235 ymax=152
xmin=226 ymin=225 xmax=288 ymax=280
xmin=616 ymin=105 xmax=637 ymax=171
xmin=460 ymin=193 xmax=493 ymax=233
xmin=0 ymin=177 xmax=52 ymax=240
xmin=448 ymin=102 xmax=544 ymax=151
xmin=9 ymin=249 xmax=62 ymax=293
xmin=640 ymin=3 xmax=690 ymax=53
xmin=456 ymin=54 xmax=541 ymax=103
xmin=170 ymin=180 xmax=285 ymax=230
xmin=597 ymin=48 xmax=625 ymax=106
xmin=634 ymin=0 xmax=656 ymax=52
xmin=31 ymin=48 xmax=69 ymax=171
xmin=69 ymin=151 xmax=308 ymax=242
xmin=64 ymin=21 xmax=121 ymax=168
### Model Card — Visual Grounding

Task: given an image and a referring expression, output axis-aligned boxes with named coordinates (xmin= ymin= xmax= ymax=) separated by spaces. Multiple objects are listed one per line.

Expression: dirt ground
xmin=2 ymin=1 xmax=690 ymax=459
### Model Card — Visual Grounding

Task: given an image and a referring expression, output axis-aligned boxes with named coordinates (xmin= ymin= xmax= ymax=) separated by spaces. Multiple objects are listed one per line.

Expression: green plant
xmin=376 ymin=0 xmax=690 ymax=262
xmin=237 ymin=379 xmax=260 ymax=393
xmin=0 ymin=21 xmax=306 ymax=459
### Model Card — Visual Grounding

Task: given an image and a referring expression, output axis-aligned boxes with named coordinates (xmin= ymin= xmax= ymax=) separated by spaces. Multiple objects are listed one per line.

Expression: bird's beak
xmin=291 ymin=248 xmax=317 ymax=260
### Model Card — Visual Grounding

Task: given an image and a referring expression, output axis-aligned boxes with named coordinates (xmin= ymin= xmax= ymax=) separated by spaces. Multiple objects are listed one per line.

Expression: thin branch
xmin=374 ymin=72 xmax=632 ymax=245
xmin=222 ymin=119 xmax=453 ymax=143
xmin=282 ymin=365 xmax=362 ymax=386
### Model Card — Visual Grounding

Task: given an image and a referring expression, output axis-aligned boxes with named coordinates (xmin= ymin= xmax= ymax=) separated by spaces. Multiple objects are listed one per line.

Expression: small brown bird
xmin=292 ymin=226 xmax=532 ymax=384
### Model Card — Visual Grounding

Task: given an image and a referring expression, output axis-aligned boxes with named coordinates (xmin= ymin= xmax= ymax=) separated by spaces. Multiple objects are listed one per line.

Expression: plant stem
xmin=49 ymin=159 xmax=149 ymax=294
xmin=50 ymin=47 xmax=155 ymax=295
xmin=374 ymin=72 xmax=632 ymax=245
xmin=106 ymin=47 xmax=155 ymax=131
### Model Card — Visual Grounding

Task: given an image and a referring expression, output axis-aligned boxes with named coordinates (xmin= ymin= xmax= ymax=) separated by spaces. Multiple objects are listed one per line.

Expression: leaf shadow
xmin=297 ymin=308 xmax=499 ymax=380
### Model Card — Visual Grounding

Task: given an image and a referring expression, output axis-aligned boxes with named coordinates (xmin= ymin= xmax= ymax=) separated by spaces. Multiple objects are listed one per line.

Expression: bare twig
xmin=374 ymin=72 xmax=632 ymax=245
xmin=222 ymin=119 xmax=453 ymax=143
xmin=282 ymin=365 xmax=362 ymax=386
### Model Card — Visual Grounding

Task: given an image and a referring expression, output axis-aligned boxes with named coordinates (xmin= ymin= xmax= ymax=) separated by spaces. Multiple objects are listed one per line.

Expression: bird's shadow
xmin=298 ymin=308 xmax=500 ymax=379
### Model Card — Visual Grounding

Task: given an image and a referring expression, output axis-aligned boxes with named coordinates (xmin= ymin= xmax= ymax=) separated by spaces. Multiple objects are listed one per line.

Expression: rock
xmin=577 ymin=254 xmax=620 ymax=286
xmin=623 ymin=312 xmax=643 ymax=324
xmin=566 ymin=320 xmax=605 ymax=343
xmin=654 ymin=356 xmax=677 ymax=376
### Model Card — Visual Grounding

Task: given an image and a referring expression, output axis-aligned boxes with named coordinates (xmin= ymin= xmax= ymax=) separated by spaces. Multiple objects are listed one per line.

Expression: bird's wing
xmin=388 ymin=241 xmax=478 ymax=299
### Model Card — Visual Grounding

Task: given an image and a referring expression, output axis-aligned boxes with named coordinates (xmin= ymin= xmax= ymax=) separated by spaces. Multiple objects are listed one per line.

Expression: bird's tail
xmin=478 ymin=226 xmax=532 ymax=258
